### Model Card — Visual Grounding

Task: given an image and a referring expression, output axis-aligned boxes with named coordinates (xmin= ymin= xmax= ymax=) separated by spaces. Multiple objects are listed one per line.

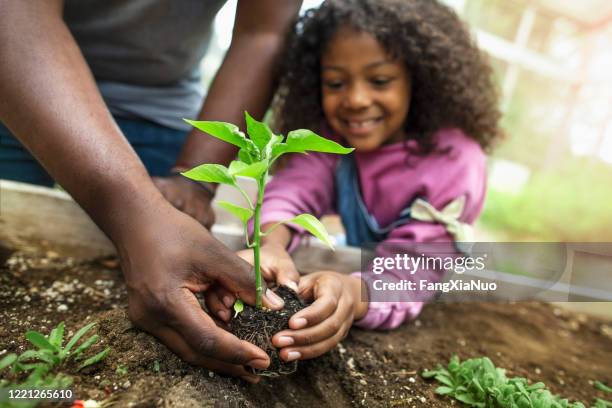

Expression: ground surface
xmin=0 ymin=240 xmax=611 ymax=408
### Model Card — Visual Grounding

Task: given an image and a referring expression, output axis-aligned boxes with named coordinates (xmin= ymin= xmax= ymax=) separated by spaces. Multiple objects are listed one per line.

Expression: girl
xmin=210 ymin=0 xmax=501 ymax=363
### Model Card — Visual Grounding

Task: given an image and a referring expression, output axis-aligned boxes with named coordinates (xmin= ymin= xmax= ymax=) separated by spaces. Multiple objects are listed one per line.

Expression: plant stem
xmin=253 ymin=174 xmax=266 ymax=309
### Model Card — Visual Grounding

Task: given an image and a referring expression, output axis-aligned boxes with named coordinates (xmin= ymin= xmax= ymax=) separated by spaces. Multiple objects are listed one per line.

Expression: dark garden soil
xmin=230 ymin=286 xmax=306 ymax=377
xmin=0 ymin=239 xmax=611 ymax=407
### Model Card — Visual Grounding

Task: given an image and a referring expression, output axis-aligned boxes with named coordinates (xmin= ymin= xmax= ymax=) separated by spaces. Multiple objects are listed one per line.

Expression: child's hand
xmin=204 ymin=243 xmax=299 ymax=322
xmin=271 ymin=272 xmax=368 ymax=361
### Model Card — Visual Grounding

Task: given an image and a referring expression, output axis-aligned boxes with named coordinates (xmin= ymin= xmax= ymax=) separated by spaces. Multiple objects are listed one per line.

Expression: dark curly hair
xmin=272 ymin=0 xmax=502 ymax=153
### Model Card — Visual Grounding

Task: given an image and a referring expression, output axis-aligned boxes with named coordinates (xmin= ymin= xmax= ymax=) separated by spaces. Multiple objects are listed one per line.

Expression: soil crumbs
xmin=0 ymin=242 xmax=611 ymax=408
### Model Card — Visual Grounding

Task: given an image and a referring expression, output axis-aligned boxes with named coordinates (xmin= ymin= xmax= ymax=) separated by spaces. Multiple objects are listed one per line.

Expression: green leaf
xmin=48 ymin=322 xmax=65 ymax=348
xmin=435 ymin=386 xmax=454 ymax=395
xmin=216 ymin=201 xmax=253 ymax=224
xmin=78 ymin=347 xmax=110 ymax=370
xmin=595 ymin=381 xmax=612 ymax=393
xmin=228 ymin=160 xmax=268 ymax=179
xmin=273 ymin=129 xmax=354 ymax=157
xmin=184 ymin=119 xmax=246 ymax=149
xmin=244 ymin=111 xmax=273 ymax=151
xmin=238 ymin=148 xmax=254 ymax=164
xmin=282 ymin=214 xmax=334 ymax=249
xmin=182 ymin=164 xmax=235 ymax=186
xmin=233 ymin=299 xmax=244 ymax=318
xmin=73 ymin=334 xmax=99 ymax=359
xmin=26 ymin=331 xmax=56 ymax=352
xmin=0 ymin=353 xmax=17 ymax=370
xmin=64 ymin=322 xmax=96 ymax=354
xmin=265 ymin=134 xmax=284 ymax=159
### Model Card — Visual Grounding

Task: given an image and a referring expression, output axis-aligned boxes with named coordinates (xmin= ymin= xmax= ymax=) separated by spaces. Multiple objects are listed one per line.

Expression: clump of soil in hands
xmin=229 ymin=286 xmax=306 ymax=377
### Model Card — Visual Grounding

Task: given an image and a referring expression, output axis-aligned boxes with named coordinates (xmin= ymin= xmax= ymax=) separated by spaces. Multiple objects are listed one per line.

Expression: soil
xmin=0 ymin=240 xmax=611 ymax=408
xmin=229 ymin=286 xmax=306 ymax=377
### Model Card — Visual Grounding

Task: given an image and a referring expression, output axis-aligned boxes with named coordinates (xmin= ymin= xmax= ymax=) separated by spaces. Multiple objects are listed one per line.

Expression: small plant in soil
xmin=182 ymin=112 xmax=352 ymax=375
xmin=0 ymin=321 xmax=110 ymax=407
xmin=422 ymin=355 xmax=612 ymax=408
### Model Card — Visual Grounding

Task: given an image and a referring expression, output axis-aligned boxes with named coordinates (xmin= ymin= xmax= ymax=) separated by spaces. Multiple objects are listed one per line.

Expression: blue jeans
xmin=0 ymin=117 xmax=188 ymax=186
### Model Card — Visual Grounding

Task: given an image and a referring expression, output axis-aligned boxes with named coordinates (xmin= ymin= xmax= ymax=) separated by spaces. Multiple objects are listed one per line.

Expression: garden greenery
xmin=0 ymin=322 xmax=110 ymax=407
xmin=182 ymin=112 xmax=353 ymax=308
xmin=422 ymin=355 xmax=612 ymax=408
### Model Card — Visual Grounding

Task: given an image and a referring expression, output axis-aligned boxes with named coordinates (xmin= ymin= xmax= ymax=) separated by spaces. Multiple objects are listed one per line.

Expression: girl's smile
xmin=321 ymin=27 xmax=412 ymax=152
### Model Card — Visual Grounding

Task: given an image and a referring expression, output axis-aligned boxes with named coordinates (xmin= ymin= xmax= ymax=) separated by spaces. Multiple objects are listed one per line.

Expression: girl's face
xmin=321 ymin=27 xmax=411 ymax=152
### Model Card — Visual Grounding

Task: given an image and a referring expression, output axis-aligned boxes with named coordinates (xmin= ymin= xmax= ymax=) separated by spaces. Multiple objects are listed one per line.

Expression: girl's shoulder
xmin=433 ymin=128 xmax=486 ymax=162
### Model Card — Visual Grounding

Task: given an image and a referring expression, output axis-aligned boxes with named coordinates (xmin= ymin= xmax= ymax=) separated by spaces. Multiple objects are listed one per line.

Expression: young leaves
xmin=233 ymin=299 xmax=244 ymax=318
xmin=182 ymin=164 xmax=235 ymax=186
xmin=0 ymin=353 xmax=17 ymax=370
xmin=216 ymin=201 xmax=253 ymax=224
xmin=272 ymin=129 xmax=354 ymax=158
xmin=284 ymin=214 xmax=334 ymax=249
xmin=184 ymin=119 xmax=247 ymax=150
xmin=245 ymin=111 xmax=273 ymax=151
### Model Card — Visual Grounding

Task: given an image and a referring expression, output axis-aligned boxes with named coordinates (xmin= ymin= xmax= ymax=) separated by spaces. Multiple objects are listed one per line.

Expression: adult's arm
xmin=154 ymin=0 xmax=302 ymax=225
xmin=0 ymin=0 xmax=283 ymax=381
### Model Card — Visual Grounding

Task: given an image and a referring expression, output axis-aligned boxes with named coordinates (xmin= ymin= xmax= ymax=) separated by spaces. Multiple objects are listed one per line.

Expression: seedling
xmin=422 ymin=355 xmax=612 ymax=408
xmin=0 ymin=322 xmax=110 ymax=408
xmin=182 ymin=112 xmax=353 ymax=308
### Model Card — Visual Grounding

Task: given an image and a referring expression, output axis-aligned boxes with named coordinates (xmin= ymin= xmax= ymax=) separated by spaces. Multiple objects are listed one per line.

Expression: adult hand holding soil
xmin=152 ymin=174 xmax=216 ymax=229
xmin=271 ymin=272 xmax=369 ymax=361
xmin=119 ymin=198 xmax=286 ymax=383
xmin=205 ymin=243 xmax=300 ymax=322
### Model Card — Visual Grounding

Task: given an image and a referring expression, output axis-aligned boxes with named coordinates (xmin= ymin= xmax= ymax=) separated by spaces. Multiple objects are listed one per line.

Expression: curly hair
xmin=272 ymin=0 xmax=502 ymax=153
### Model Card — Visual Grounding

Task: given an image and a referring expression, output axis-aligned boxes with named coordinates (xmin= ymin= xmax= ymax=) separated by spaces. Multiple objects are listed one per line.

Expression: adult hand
xmin=206 ymin=243 xmax=300 ymax=322
xmin=118 ymin=198 xmax=286 ymax=383
xmin=271 ymin=272 xmax=368 ymax=361
xmin=153 ymin=175 xmax=216 ymax=229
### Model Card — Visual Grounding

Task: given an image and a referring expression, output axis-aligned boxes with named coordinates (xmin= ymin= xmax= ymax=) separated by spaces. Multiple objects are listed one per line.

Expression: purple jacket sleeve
xmin=259 ymin=152 xmax=337 ymax=251
xmin=353 ymin=146 xmax=487 ymax=330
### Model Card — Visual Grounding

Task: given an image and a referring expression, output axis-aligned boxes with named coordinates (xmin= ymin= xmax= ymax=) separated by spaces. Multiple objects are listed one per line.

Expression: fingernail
xmin=291 ymin=317 xmax=307 ymax=329
xmin=286 ymin=281 xmax=298 ymax=292
xmin=286 ymin=351 xmax=301 ymax=362
xmin=222 ymin=295 xmax=234 ymax=309
xmin=247 ymin=358 xmax=269 ymax=370
xmin=266 ymin=289 xmax=284 ymax=308
xmin=276 ymin=336 xmax=294 ymax=347
xmin=217 ymin=310 xmax=229 ymax=321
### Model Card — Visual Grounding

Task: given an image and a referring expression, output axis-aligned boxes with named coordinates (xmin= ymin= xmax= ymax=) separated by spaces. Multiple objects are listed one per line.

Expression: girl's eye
xmin=323 ymin=80 xmax=344 ymax=90
xmin=371 ymin=77 xmax=393 ymax=87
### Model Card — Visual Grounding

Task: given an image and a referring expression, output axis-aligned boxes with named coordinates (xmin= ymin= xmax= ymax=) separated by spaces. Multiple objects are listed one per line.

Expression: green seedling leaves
xmin=73 ymin=334 xmax=100 ymax=359
xmin=26 ymin=331 xmax=57 ymax=352
xmin=245 ymin=111 xmax=273 ymax=151
xmin=233 ymin=299 xmax=244 ymax=318
xmin=78 ymin=347 xmax=111 ymax=371
xmin=184 ymin=119 xmax=247 ymax=149
xmin=282 ymin=214 xmax=334 ymax=249
xmin=64 ymin=322 xmax=96 ymax=355
xmin=217 ymin=200 xmax=253 ymax=224
xmin=182 ymin=164 xmax=235 ymax=186
xmin=48 ymin=321 xmax=65 ymax=348
xmin=422 ymin=355 xmax=604 ymax=408
xmin=228 ymin=159 xmax=268 ymax=179
xmin=0 ymin=353 xmax=17 ymax=370
xmin=273 ymin=129 xmax=354 ymax=157
xmin=595 ymin=382 xmax=612 ymax=394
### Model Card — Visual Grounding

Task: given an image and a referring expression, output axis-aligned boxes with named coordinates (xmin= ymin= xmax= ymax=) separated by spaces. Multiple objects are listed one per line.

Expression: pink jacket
xmin=259 ymin=128 xmax=487 ymax=329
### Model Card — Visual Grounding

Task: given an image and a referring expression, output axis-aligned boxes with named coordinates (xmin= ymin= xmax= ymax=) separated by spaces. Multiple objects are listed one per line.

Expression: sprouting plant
xmin=422 ymin=355 xmax=611 ymax=408
xmin=0 ymin=322 xmax=110 ymax=408
xmin=182 ymin=112 xmax=353 ymax=308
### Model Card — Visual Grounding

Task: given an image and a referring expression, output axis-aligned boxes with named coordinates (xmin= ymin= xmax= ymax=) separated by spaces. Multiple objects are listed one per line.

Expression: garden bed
xmin=1 ymin=239 xmax=611 ymax=407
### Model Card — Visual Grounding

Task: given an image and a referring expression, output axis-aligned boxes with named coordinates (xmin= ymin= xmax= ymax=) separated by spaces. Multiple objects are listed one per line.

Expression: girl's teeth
xmin=348 ymin=119 xmax=376 ymax=129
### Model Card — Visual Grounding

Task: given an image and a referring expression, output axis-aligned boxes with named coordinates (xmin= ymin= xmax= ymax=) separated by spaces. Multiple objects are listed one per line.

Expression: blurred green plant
xmin=481 ymin=158 xmax=612 ymax=241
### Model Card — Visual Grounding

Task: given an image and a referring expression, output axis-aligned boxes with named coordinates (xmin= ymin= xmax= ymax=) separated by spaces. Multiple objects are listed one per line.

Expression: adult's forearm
xmin=174 ymin=0 xmax=302 ymax=170
xmin=0 ymin=1 xmax=163 ymax=243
